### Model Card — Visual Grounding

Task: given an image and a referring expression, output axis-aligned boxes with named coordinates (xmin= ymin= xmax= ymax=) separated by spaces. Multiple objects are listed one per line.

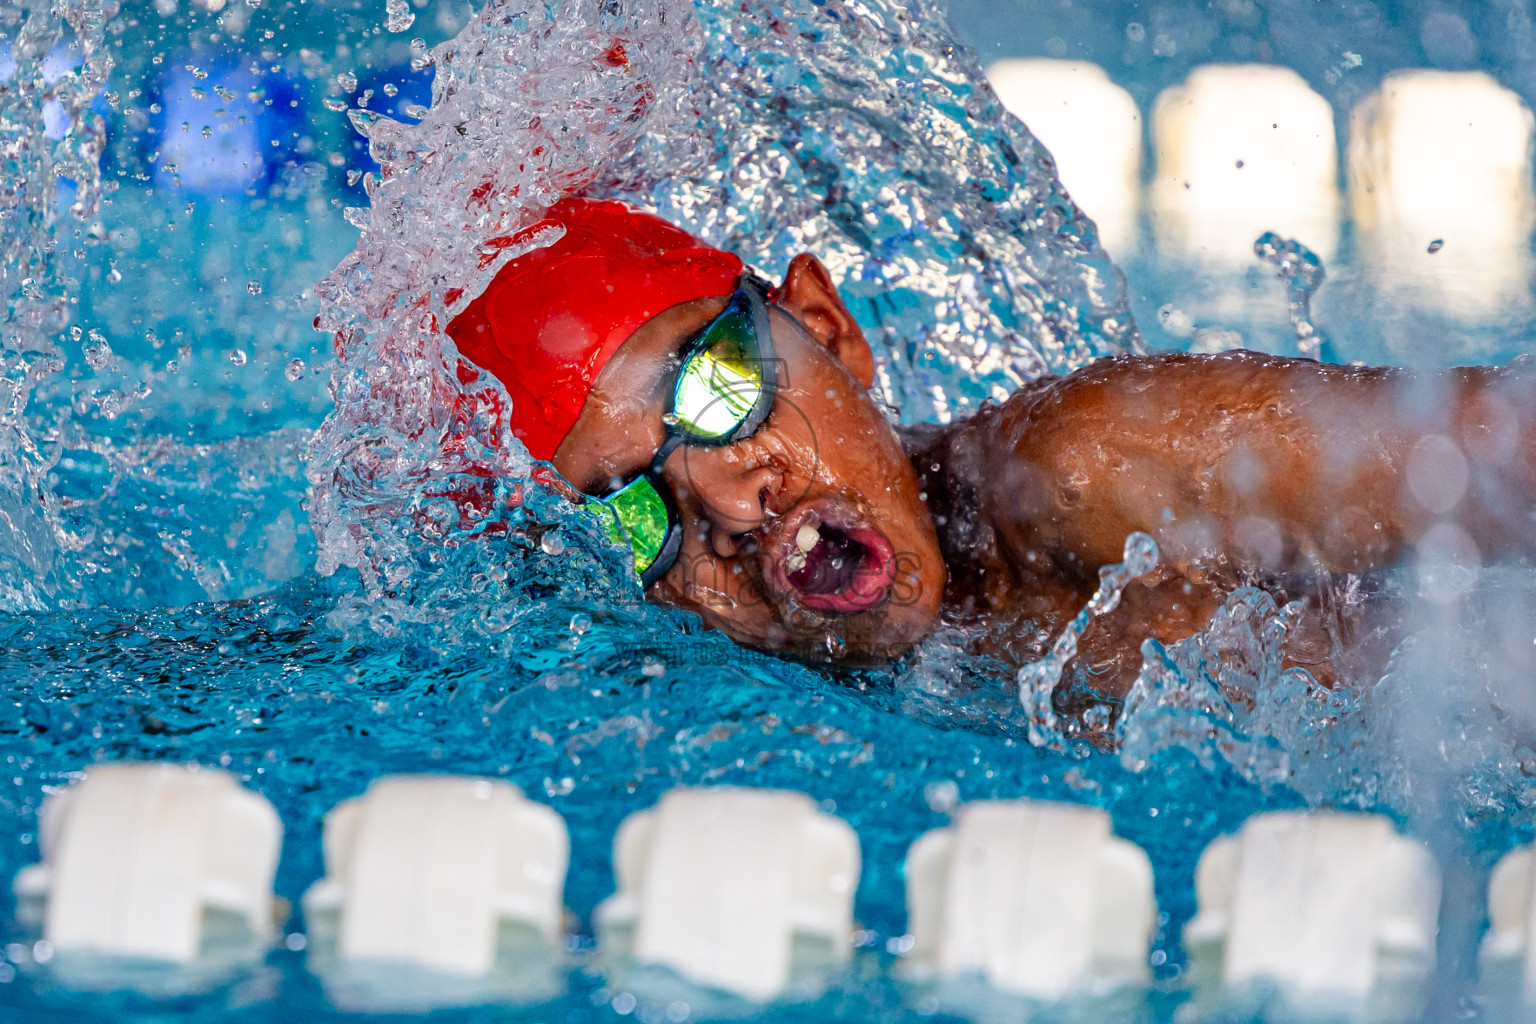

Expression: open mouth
xmin=771 ymin=503 xmax=896 ymax=616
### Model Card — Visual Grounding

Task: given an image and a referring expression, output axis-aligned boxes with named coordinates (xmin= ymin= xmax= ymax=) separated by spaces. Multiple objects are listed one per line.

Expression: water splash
xmin=1101 ymin=560 xmax=1536 ymax=841
xmin=306 ymin=0 xmax=696 ymax=593
xmin=1017 ymin=531 xmax=1158 ymax=756
xmin=1253 ymin=231 xmax=1333 ymax=361
xmin=0 ymin=0 xmax=113 ymax=611
xmin=51 ymin=430 xmax=315 ymax=608
xmin=617 ymin=0 xmax=1142 ymax=411
xmin=1116 ymin=588 xmax=1338 ymax=787
xmin=383 ymin=0 xmax=413 ymax=34
xmin=306 ymin=0 xmax=1140 ymax=600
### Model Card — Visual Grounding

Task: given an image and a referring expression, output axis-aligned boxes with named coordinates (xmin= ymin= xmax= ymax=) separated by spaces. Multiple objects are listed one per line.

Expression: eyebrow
xmin=645 ymin=303 xmax=723 ymax=401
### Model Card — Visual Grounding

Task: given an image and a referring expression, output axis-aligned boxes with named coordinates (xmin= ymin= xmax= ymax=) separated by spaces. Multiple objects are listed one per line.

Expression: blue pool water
xmin=4 ymin=0 xmax=1536 ymax=1020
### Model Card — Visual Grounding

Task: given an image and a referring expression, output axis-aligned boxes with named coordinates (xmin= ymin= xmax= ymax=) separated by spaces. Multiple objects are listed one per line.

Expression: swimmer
xmin=447 ymin=197 xmax=1536 ymax=711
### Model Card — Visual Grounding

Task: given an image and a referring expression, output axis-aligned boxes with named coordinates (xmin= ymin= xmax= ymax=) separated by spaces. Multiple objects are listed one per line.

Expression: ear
xmin=771 ymin=253 xmax=876 ymax=388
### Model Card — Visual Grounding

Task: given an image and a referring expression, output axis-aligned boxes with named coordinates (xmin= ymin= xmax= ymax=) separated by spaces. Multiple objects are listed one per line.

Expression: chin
xmin=777 ymin=627 xmax=928 ymax=668
xmin=667 ymin=587 xmax=936 ymax=668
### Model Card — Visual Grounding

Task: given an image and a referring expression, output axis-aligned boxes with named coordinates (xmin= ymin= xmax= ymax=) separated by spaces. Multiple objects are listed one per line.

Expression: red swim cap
xmin=446 ymin=197 xmax=745 ymax=461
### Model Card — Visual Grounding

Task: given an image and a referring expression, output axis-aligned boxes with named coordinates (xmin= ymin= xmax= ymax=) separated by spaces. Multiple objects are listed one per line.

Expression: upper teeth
xmin=795 ymin=523 xmax=821 ymax=553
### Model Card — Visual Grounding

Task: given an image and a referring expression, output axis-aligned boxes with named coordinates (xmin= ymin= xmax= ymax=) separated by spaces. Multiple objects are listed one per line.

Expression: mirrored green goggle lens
xmin=597 ymin=475 xmax=671 ymax=575
xmin=672 ymin=308 xmax=763 ymax=439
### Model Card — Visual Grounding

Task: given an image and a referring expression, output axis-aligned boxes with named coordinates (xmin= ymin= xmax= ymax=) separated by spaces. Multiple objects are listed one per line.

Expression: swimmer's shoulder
xmin=977 ymin=349 xmax=1317 ymax=454
xmin=903 ymin=349 xmax=1331 ymax=465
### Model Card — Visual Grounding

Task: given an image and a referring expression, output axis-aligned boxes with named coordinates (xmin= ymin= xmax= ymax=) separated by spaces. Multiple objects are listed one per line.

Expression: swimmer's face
xmin=553 ymin=253 xmax=945 ymax=664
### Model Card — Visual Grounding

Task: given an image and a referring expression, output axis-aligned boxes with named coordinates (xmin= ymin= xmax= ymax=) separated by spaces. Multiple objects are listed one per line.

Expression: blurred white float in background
xmin=1348 ymin=69 xmax=1536 ymax=322
xmin=1150 ymin=64 xmax=1339 ymax=272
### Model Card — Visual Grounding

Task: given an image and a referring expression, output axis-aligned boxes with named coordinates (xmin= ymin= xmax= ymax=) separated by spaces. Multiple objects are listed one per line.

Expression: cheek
xmin=792 ymin=373 xmax=897 ymax=452
xmin=791 ymin=394 xmax=913 ymax=495
xmin=768 ymin=383 xmax=885 ymax=478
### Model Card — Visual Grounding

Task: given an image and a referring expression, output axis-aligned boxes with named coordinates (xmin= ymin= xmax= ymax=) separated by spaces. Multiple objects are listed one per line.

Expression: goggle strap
xmin=649 ymin=432 xmax=685 ymax=478
xmin=640 ymin=511 xmax=683 ymax=589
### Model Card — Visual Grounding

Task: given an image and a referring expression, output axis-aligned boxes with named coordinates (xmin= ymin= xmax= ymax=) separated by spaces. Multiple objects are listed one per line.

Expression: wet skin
xmin=551 ymin=252 xmax=1536 ymax=701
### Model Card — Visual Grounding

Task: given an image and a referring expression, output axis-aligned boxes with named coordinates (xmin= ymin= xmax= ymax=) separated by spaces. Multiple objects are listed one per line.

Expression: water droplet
xmin=228 ymin=349 xmax=248 ymax=367
xmin=83 ymin=330 xmax=113 ymax=370
xmin=924 ymin=779 xmax=960 ymax=813
xmin=569 ymin=612 xmax=591 ymax=634
xmin=285 ymin=358 xmax=306 ymax=381
xmin=540 ymin=532 xmax=565 ymax=556
xmin=385 ymin=0 xmax=416 ymax=32
xmin=1427 ymin=238 xmax=1445 ymax=254
xmin=336 ymin=72 xmax=358 ymax=94
xmin=1254 ymin=232 xmax=1328 ymax=360
xmin=200 ymin=125 xmax=213 ymax=138
xmin=247 ymin=281 xmax=262 ymax=295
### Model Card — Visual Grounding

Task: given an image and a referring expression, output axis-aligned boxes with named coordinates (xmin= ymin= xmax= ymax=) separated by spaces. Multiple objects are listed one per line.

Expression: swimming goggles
xmin=588 ymin=274 xmax=780 ymax=587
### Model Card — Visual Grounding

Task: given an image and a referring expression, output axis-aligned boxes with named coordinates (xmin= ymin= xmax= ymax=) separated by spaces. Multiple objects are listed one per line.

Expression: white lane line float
xmin=901 ymin=798 xmax=1156 ymax=1000
xmin=13 ymin=761 xmax=281 ymax=965
xmin=302 ymin=774 xmax=568 ymax=977
xmin=595 ymin=786 xmax=860 ymax=1002
xmin=1185 ymin=810 xmax=1439 ymax=1014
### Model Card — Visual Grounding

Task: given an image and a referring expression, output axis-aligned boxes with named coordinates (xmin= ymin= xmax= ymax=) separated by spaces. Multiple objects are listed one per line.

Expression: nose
xmin=663 ymin=445 xmax=781 ymax=558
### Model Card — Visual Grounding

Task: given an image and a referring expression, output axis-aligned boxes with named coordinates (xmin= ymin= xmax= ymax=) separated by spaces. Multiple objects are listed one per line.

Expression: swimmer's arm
xmin=990 ymin=351 xmax=1536 ymax=577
